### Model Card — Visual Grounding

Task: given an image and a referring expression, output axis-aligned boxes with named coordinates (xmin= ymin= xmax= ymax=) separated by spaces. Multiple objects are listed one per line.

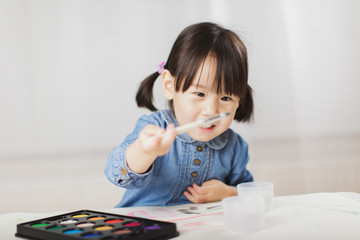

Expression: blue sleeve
xmin=227 ymin=134 xmax=253 ymax=186
xmin=104 ymin=114 xmax=162 ymax=189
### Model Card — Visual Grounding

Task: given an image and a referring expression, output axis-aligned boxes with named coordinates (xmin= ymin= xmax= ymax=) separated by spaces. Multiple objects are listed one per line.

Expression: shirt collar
xmin=160 ymin=110 xmax=228 ymax=150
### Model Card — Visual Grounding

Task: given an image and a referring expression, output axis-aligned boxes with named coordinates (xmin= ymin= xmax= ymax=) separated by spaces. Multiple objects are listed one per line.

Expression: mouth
xmin=200 ymin=124 xmax=215 ymax=130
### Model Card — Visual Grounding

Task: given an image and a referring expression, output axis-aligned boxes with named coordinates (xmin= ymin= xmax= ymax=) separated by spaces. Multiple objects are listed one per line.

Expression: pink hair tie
xmin=157 ymin=61 xmax=165 ymax=74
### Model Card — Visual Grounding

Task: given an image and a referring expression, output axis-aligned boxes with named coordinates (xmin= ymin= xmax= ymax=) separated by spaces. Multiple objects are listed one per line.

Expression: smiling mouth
xmin=201 ymin=124 xmax=215 ymax=129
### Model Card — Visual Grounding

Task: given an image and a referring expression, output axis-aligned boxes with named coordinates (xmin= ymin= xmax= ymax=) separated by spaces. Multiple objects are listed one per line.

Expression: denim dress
xmin=104 ymin=110 xmax=253 ymax=207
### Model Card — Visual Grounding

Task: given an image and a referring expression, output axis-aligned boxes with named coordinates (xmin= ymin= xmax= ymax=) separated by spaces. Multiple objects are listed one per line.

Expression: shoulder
xmin=124 ymin=111 xmax=168 ymax=143
xmin=136 ymin=110 xmax=172 ymax=129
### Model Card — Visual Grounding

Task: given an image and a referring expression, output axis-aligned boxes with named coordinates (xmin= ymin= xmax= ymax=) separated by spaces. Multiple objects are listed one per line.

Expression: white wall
xmin=1 ymin=0 xmax=359 ymax=158
xmin=1 ymin=0 xmax=360 ymax=212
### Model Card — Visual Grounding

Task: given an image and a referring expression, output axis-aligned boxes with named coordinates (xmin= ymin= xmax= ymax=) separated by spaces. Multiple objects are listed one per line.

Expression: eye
xmin=221 ymin=96 xmax=232 ymax=101
xmin=194 ymin=92 xmax=205 ymax=97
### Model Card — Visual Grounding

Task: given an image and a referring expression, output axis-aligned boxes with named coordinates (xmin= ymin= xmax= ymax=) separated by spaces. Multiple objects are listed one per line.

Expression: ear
xmin=161 ymin=70 xmax=175 ymax=100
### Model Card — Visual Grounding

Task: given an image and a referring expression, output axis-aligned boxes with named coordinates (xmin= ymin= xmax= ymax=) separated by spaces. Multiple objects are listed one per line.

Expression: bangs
xmin=171 ymin=27 xmax=248 ymax=99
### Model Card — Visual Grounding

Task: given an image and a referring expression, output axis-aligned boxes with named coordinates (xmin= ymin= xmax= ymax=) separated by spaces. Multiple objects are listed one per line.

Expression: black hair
xmin=136 ymin=22 xmax=253 ymax=122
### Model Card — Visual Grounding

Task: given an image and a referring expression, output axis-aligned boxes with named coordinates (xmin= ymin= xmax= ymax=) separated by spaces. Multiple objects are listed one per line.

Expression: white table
xmin=1 ymin=192 xmax=360 ymax=240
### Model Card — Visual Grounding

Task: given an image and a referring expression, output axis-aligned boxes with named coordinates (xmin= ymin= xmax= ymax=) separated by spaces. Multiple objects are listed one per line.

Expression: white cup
xmin=222 ymin=195 xmax=264 ymax=232
xmin=237 ymin=181 xmax=274 ymax=212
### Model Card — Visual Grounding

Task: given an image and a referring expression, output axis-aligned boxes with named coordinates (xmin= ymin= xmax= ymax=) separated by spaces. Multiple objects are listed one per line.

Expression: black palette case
xmin=15 ymin=209 xmax=179 ymax=240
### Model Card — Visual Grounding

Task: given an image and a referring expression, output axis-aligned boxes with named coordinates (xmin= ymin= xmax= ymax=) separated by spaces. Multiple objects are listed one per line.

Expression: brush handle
xmin=175 ymin=120 xmax=204 ymax=135
xmin=174 ymin=113 xmax=229 ymax=135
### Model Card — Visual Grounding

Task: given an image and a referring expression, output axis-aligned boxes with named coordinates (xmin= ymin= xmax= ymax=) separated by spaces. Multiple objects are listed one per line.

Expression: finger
xmin=141 ymin=125 xmax=165 ymax=140
xmin=186 ymin=186 xmax=196 ymax=195
xmin=186 ymin=187 xmax=207 ymax=203
xmin=192 ymin=183 xmax=207 ymax=195
xmin=164 ymin=123 xmax=176 ymax=137
xmin=184 ymin=191 xmax=196 ymax=203
xmin=184 ymin=190 xmax=205 ymax=204
xmin=166 ymin=123 xmax=175 ymax=131
xmin=162 ymin=126 xmax=176 ymax=146
xmin=143 ymin=124 xmax=162 ymax=133
xmin=141 ymin=136 xmax=161 ymax=152
xmin=139 ymin=127 xmax=165 ymax=152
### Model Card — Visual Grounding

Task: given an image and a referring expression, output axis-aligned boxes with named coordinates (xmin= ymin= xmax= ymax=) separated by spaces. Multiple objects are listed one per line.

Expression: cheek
xmin=222 ymin=106 xmax=238 ymax=126
xmin=223 ymin=117 xmax=234 ymax=128
xmin=221 ymin=102 xmax=239 ymax=114
xmin=173 ymin=101 xmax=194 ymax=124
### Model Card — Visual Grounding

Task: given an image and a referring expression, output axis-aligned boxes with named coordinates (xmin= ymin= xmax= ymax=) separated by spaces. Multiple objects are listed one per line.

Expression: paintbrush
xmin=175 ymin=113 xmax=230 ymax=135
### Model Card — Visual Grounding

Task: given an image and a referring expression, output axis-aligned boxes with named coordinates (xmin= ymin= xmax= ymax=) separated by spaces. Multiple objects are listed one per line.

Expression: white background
xmin=1 ymin=0 xmax=360 ymax=213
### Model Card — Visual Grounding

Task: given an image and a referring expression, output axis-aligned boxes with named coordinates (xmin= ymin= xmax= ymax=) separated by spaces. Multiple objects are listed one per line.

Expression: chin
xmin=189 ymin=133 xmax=217 ymax=142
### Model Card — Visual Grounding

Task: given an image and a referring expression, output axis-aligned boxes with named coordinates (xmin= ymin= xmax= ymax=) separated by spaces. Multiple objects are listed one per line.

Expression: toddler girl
xmin=105 ymin=22 xmax=254 ymax=207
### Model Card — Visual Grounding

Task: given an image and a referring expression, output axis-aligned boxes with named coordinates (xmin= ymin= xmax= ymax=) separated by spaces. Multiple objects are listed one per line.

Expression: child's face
xmin=172 ymin=56 xmax=240 ymax=142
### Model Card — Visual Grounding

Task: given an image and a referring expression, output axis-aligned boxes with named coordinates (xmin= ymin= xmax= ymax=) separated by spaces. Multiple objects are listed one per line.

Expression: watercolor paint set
xmin=15 ymin=209 xmax=179 ymax=240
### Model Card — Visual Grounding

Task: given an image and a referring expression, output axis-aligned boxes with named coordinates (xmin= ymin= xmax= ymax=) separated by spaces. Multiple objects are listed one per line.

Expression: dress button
xmin=194 ymin=159 xmax=201 ymax=165
xmin=191 ymin=171 xmax=198 ymax=178
xmin=196 ymin=146 xmax=203 ymax=152
xmin=121 ymin=168 xmax=127 ymax=175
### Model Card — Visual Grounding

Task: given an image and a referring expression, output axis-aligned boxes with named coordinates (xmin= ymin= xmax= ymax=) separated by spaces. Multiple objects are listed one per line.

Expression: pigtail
xmin=135 ymin=72 xmax=159 ymax=111
xmin=235 ymin=85 xmax=254 ymax=122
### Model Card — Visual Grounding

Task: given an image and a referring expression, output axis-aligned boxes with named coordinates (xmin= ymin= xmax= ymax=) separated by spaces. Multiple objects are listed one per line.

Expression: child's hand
xmin=138 ymin=124 xmax=176 ymax=157
xmin=184 ymin=179 xmax=237 ymax=204
xmin=126 ymin=124 xmax=176 ymax=174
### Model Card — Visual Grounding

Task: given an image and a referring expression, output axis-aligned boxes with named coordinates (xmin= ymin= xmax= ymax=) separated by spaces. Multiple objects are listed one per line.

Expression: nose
xmin=202 ymin=97 xmax=219 ymax=117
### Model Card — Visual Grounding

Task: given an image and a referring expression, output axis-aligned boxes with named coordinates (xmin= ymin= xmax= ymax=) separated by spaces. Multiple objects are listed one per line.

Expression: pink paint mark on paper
xmin=180 ymin=223 xmax=226 ymax=233
xmin=183 ymin=221 xmax=205 ymax=227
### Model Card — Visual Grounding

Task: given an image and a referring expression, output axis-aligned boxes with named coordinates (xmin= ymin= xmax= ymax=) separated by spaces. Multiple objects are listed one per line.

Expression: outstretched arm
xmin=126 ymin=124 xmax=176 ymax=174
